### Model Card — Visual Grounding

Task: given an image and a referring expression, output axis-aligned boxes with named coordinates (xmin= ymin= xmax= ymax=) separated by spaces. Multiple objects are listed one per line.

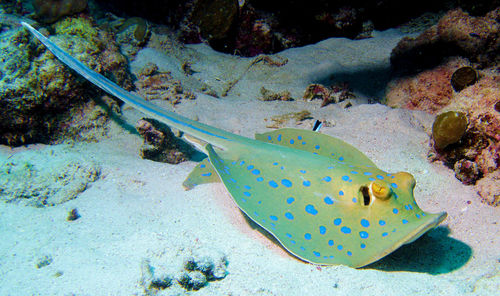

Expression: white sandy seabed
xmin=0 ymin=29 xmax=498 ymax=296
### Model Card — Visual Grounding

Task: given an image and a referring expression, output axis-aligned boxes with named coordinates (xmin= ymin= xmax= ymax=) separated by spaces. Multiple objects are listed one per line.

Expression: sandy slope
xmin=0 ymin=29 xmax=498 ymax=295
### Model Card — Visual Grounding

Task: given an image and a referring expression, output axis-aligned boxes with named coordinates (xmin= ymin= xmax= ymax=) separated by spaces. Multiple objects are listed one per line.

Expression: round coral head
xmin=432 ymin=111 xmax=468 ymax=149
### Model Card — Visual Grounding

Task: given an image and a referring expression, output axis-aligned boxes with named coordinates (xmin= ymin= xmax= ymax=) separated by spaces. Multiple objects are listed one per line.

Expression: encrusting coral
xmin=391 ymin=8 xmax=500 ymax=73
xmin=0 ymin=16 xmax=132 ymax=146
xmin=135 ymin=118 xmax=194 ymax=164
xmin=134 ymin=62 xmax=196 ymax=105
xmin=32 ymin=0 xmax=88 ymax=24
xmin=386 ymin=7 xmax=500 ymax=206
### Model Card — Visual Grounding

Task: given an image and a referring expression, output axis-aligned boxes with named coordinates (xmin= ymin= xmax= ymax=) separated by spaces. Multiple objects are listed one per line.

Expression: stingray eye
xmin=369 ymin=181 xmax=391 ymax=201
xmin=360 ymin=186 xmax=371 ymax=206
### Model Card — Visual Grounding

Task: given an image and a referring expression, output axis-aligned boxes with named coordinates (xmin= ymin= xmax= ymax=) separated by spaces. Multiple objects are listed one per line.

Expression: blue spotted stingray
xmin=22 ymin=22 xmax=447 ymax=268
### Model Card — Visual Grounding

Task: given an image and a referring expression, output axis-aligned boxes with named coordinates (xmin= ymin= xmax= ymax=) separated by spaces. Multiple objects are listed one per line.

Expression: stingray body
xmin=22 ymin=22 xmax=447 ymax=268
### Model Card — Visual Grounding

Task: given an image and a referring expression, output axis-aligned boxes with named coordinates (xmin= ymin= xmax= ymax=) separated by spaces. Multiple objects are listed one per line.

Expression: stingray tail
xmin=21 ymin=21 xmax=240 ymax=150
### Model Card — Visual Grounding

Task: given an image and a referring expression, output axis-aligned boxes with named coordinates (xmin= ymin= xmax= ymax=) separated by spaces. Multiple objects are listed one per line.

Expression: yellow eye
xmin=370 ymin=181 xmax=391 ymax=200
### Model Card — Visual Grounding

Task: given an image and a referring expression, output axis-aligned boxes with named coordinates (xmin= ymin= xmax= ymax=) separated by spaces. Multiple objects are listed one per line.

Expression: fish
xmin=21 ymin=22 xmax=447 ymax=268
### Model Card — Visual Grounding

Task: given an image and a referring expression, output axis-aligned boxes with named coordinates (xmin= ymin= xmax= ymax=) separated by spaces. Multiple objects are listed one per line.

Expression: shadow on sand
xmin=365 ymin=226 xmax=472 ymax=274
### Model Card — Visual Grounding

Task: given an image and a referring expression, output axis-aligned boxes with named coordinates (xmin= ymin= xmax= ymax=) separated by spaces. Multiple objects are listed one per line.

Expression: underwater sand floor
xmin=0 ymin=29 xmax=499 ymax=295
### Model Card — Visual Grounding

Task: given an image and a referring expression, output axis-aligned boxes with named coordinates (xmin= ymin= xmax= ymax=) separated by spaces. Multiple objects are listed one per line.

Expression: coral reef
xmin=391 ymin=8 xmax=500 ymax=73
xmin=303 ymin=82 xmax=356 ymax=107
xmin=385 ymin=58 xmax=460 ymax=114
xmin=32 ymin=0 xmax=88 ymax=24
xmin=115 ymin=16 xmax=150 ymax=57
xmin=386 ymin=7 xmax=499 ymax=204
xmin=188 ymin=0 xmax=239 ymax=42
xmin=135 ymin=118 xmax=194 ymax=164
xmin=257 ymin=87 xmax=292 ymax=101
xmin=140 ymin=248 xmax=228 ymax=294
xmin=0 ymin=16 xmax=132 ymax=146
xmin=135 ymin=63 xmax=196 ymax=104
xmin=425 ymin=75 xmax=499 ymax=205
xmin=0 ymin=145 xmax=100 ymax=207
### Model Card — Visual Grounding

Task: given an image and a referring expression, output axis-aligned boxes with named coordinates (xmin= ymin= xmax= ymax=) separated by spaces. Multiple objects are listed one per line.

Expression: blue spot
xmin=351 ymin=171 xmax=359 ymax=174
xmin=305 ymin=204 xmax=318 ymax=215
xmin=241 ymin=198 xmax=246 ymax=202
xmin=341 ymin=226 xmax=351 ymax=234
xmin=267 ymin=136 xmax=272 ymax=140
xmin=352 ymin=197 xmax=357 ymax=203
xmin=244 ymin=185 xmax=251 ymax=189
xmin=327 ymin=166 xmax=334 ymax=169
xmin=299 ymin=170 xmax=306 ymax=174
xmin=422 ymin=213 xmax=426 ymax=216
xmin=280 ymin=166 xmax=285 ymax=170
xmin=269 ymin=180 xmax=278 ymax=188
xmin=254 ymin=211 xmax=259 ymax=216
xmin=337 ymin=245 xmax=343 ymax=250
xmin=408 ymin=204 xmax=413 ymax=210
xmin=360 ymin=243 xmax=366 ymax=249
xmin=281 ymin=179 xmax=292 ymax=187
xmin=360 ymin=219 xmax=370 ymax=227
xmin=342 ymin=175 xmax=349 ymax=181
xmin=239 ymin=161 xmax=245 ymax=165
xmin=328 ymin=240 xmax=334 ymax=246
xmin=405 ymin=205 xmax=410 ymax=210
xmin=416 ymin=214 xmax=421 ymax=219
xmin=379 ymin=220 xmax=386 ymax=226
xmin=363 ymin=172 xmax=372 ymax=176
xmin=324 ymin=196 xmax=334 ymax=205
xmin=277 ymin=135 xmax=282 ymax=141
xmin=243 ymin=192 xmax=251 ymax=197
xmin=304 ymin=233 xmax=312 ymax=240
xmin=303 ymin=180 xmax=311 ymax=187
xmin=286 ymin=233 xmax=292 ymax=238
xmin=286 ymin=197 xmax=295 ymax=204
xmin=339 ymin=157 xmax=344 ymax=161
xmin=319 ymin=226 xmax=326 ymax=235
xmin=251 ymin=169 xmax=260 ymax=175
xmin=376 ymin=175 xmax=384 ymax=180
xmin=300 ymin=246 xmax=305 ymax=251
xmin=313 ymin=251 xmax=321 ymax=257
xmin=200 ymin=164 xmax=206 ymax=168
xmin=339 ymin=191 xmax=344 ymax=196
xmin=392 ymin=208 xmax=399 ymax=214
xmin=368 ymin=177 xmax=375 ymax=181
xmin=323 ymin=176 xmax=332 ymax=182
xmin=290 ymin=139 xmax=294 ymax=144
xmin=247 ymin=165 xmax=254 ymax=170
xmin=347 ymin=251 xmax=352 ymax=256
xmin=359 ymin=231 xmax=369 ymax=239
xmin=256 ymin=177 xmax=263 ymax=182
xmin=270 ymin=215 xmax=278 ymax=221
xmin=285 ymin=212 xmax=294 ymax=220
xmin=272 ymin=162 xmax=278 ymax=165
xmin=315 ymin=145 xmax=320 ymax=149
xmin=382 ymin=232 xmax=388 ymax=237
xmin=333 ymin=218 xmax=342 ymax=226
xmin=201 ymin=172 xmax=212 ymax=177
xmin=402 ymin=219 xmax=409 ymax=224
xmin=230 ymin=178 xmax=237 ymax=183
xmin=391 ymin=183 xmax=398 ymax=188
xmin=291 ymin=240 xmax=296 ymax=244
xmin=302 ymin=142 xmax=306 ymax=145
xmin=298 ymin=136 xmax=302 ymax=140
